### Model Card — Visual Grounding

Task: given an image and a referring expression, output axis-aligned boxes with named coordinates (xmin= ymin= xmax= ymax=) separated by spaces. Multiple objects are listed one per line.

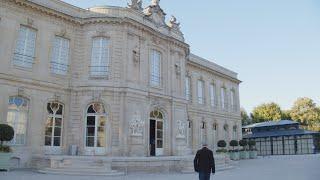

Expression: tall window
xmin=224 ymin=124 xmax=229 ymax=141
xmin=213 ymin=123 xmax=218 ymax=149
xmin=90 ymin=37 xmax=109 ymax=77
xmin=6 ymin=97 xmax=29 ymax=145
xmin=209 ymin=83 xmax=216 ymax=107
xmin=150 ymin=50 xmax=161 ymax=86
xmin=45 ymin=102 xmax=63 ymax=147
xmin=200 ymin=121 xmax=207 ymax=144
xmin=13 ymin=26 xmax=36 ymax=68
xmin=185 ymin=76 xmax=191 ymax=101
xmin=221 ymin=87 xmax=226 ymax=109
xmin=233 ymin=125 xmax=237 ymax=140
xmin=86 ymin=103 xmax=106 ymax=148
xmin=230 ymin=90 xmax=236 ymax=111
xmin=51 ymin=36 xmax=70 ymax=75
xmin=197 ymin=80 xmax=204 ymax=104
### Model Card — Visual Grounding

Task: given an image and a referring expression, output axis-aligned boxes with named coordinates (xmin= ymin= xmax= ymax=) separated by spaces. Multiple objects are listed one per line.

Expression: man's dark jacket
xmin=193 ymin=147 xmax=215 ymax=173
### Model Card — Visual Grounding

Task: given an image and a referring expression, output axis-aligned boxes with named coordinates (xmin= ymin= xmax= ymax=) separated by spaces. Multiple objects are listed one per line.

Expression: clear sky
xmin=62 ymin=0 xmax=320 ymax=113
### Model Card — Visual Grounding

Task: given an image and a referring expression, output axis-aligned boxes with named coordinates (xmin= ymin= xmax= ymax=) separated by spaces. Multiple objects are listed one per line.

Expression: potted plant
xmin=248 ymin=140 xmax=258 ymax=159
xmin=229 ymin=140 xmax=239 ymax=160
xmin=216 ymin=140 xmax=227 ymax=155
xmin=239 ymin=139 xmax=249 ymax=159
xmin=0 ymin=124 xmax=14 ymax=171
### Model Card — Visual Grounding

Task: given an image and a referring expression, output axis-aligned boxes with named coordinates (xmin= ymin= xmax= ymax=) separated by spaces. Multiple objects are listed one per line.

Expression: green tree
xmin=241 ymin=108 xmax=251 ymax=125
xmin=290 ymin=97 xmax=320 ymax=129
xmin=281 ymin=110 xmax=292 ymax=120
xmin=251 ymin=102 xmax=282 ymax=123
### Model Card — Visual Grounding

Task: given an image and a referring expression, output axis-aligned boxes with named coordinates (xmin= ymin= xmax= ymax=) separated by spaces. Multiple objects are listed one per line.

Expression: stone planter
xmin=0 ymin=152 xmax=12 ymax=171
xmin=240 ymin=151 xmax=249 ymax=159
xmin=229 ymin=152 xmax=240 ymax=160
xmin=249 ymin=151 xmax=258 ymax=159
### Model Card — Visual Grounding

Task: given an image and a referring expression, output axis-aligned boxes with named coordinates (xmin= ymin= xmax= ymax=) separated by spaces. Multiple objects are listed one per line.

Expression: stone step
xmin=38 ymin=168 xmax=125 ymax=176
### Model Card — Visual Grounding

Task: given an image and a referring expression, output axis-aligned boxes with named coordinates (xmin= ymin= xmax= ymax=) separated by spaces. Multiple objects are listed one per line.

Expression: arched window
xmin=45 ymin=102 xmax=64 ymax=147
xmin=86 ymin=103 xmax=106 ymax=148
xmin=6 ymin=96 xmax=29 ymax=145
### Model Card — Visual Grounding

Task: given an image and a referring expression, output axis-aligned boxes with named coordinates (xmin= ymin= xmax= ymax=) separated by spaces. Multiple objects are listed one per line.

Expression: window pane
xmin=87 ymin=116 xmax=95 ymax=125
xmin=53 ymin=137 xmax=61 ymax=146
xmin=54 ymin=127 xmax=61 ymax=136
xmin=157 ymin=131 xmax=163 ymax=138
xmin=98 ymin=127 xmax=104 ymax=133
xmin=157 ymin=140 xmax=163 ymax=148
xmin=56 ymin=105 xmax=63 ymax=115
xmin=47 ymin=103 xmax=53 ymax=114
xmin=87 ymin=127 xmax=95 ymax=136
xmin=46 ymin=117 xmax=53 ymax=127
xmin=157 ymin=121 xmax=163 ymax=129
xmin=45 ymin=136 xmax=51 ymax=146
xmin=55 ymin=118 xmax=62 ymax=127
xmin=99 ymin=117 xmax=106 ymax=127
xmin=97 ymin=137 xmax=106 ymax=147
xmin=86 ymin=137 xmax=94 ymax=147
xmin=45 ymin=127 xmax=52 ymax=136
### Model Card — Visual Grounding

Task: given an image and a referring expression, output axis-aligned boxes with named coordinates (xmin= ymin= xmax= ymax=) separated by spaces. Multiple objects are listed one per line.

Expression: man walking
xmin=194 ymin=143 xmax=215 ymax=180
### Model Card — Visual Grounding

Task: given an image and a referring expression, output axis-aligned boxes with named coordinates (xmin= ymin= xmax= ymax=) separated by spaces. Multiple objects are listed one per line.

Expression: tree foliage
xmin=290 ymin=98 xmax=320 ymax=129
xmin=251 ymin=102 xmax=282 ymax=123
xmin=0 ymin=124 xmax=14 ymax=145
xmin=241 ymin=108 xmax=251 ymax=125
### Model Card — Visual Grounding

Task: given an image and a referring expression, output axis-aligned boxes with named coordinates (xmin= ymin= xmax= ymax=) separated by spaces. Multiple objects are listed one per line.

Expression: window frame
xmin=185 ymin=76 xmax=191 ymax=101
xmin=209 ymin=83 xmax=216 ymax=107
xmin=44 ymin=102 xmax=64 ymax=147
xmin=150 ymin=49 xmax=162 ymax=87
xmin=197 ymin=80 xmax=205 ymax=104
xmin=220 ymin=87 xmax=226 ymax=109
xmin=13 ymin=25 xmax=37 ymax=69
xmin=6 ymin=96 xmax=29 ymax=146
xmin=50 ymin=36 xmax=70 ymax=75
xmin=90 ymin=37 xmax=110 ymax=78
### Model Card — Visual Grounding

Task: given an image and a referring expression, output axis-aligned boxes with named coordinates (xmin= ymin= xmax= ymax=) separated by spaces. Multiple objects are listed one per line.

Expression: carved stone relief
xmin=132 ymin=45 xmax=140 ymax=65
xmin=176 ymin=120 xmax=186 ymax=139
xmin=129 ymin=112 xmax=144 ymax=136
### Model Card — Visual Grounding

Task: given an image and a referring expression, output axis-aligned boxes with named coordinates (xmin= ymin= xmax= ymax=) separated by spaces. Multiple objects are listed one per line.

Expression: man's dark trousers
xmin=199 ymin=171 xmax=211 ymax=180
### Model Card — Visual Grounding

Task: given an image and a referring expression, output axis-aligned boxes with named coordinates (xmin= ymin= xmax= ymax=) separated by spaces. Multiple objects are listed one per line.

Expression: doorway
xmin=149 ymin=110 xmax=164 ymax=156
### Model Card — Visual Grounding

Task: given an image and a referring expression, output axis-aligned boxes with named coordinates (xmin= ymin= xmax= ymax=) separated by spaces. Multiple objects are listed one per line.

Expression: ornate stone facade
xmin=0 ymin=0 xmax=241 ymax=168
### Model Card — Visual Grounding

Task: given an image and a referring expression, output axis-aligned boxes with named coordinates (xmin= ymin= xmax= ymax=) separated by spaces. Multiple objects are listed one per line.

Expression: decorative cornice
xmin=7 ymin=0 xmax=188 ymax=49
xmin=187 ymin=61 xmax=241 ymax=84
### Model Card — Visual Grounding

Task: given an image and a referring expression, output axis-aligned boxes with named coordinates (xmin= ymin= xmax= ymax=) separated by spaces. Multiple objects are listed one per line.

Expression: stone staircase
xmin=32 ymin=154 xmax=236 ymax=175
xmin=180 ymin=154 xmax=236 ymax=173
xmin=35 ymin=156 xmax=124 ymax=176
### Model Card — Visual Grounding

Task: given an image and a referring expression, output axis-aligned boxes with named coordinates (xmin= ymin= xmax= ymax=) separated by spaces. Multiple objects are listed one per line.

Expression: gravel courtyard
xmin=1 ymin=154 xmax=319 ymax=180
